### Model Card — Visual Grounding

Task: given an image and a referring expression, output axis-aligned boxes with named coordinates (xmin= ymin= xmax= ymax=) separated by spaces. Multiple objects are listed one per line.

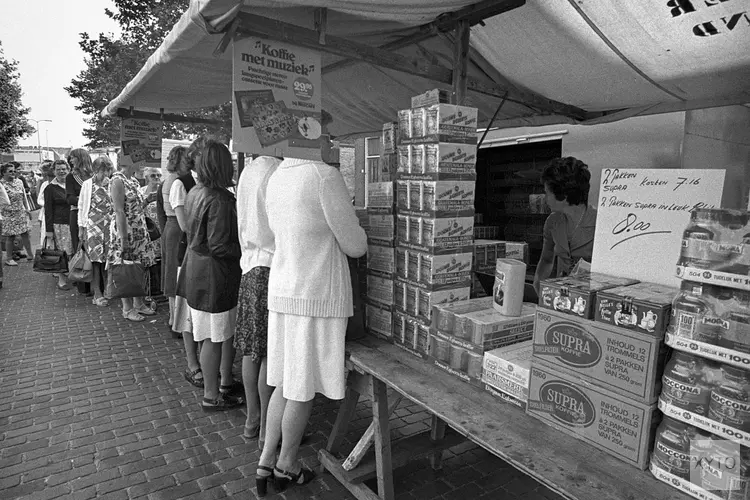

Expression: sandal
xmin=122 ymin=309 xmax=145 ymax=322
xmin=92 ymin=297 xmax=109 ymax=307
xmin=243 ymin=422 xmax=260 ymax=440
xmin=255 ymin=465 xmax=275 ymax=497
xmin=183 ymin=368 xmax=204 ymax=388
xmin=201 ymin=394 xmax=245 ymax=412
xmin=134 ymin=305 xmax=156 ymax=316
xmin=273 ymin=465 xmax=316 ymax=492
xmin=57 ymin=283 xmax=71 ymax=290
xmin=220 ymin=380 xmax=244 ymax=396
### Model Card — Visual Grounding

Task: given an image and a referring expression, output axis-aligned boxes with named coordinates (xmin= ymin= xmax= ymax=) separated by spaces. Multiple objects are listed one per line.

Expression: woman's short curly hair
xmin=166 ymin=146 xmax=188 ymax=173
xmin=541 ymin=157 xmax=591 ymax=206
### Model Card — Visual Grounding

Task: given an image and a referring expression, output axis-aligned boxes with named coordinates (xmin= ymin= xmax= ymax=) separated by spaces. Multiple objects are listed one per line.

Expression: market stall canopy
xmin=103 ymin=0 xmax=750 ymax=137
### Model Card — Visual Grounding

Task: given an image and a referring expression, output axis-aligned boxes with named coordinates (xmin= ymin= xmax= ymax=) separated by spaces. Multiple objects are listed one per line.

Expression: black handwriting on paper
xmin=610 ymin=213 xmax=671 ymax=250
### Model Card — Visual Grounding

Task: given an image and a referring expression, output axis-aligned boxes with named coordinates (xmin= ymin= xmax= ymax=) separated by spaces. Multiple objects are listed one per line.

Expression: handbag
xmin=33 ymin=237 xmax=69 ymax=274
xmin=25 ymin=191 xmax=40 ymax=211
xmin=145 ymin=217 xmax=161 ymax=241
xmin=68 ymin=245 xmax=93 ymax=283
xmin=105 ymin=258 xmax=148 ymax=299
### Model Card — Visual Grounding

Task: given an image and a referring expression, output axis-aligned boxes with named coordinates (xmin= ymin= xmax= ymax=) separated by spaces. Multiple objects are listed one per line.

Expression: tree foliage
xmin=0 ymin=42 xmax=34 ymax=152
xmin=66 ymin=0 xmax=231 ymax=148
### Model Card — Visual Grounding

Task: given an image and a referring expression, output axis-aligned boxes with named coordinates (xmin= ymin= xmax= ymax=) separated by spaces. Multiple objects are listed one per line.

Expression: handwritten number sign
xmin=591 ymin=169 xmax=725 ymax=287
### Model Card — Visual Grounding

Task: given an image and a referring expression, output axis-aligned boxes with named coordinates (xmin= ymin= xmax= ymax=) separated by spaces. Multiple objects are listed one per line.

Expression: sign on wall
xmin=591 ymin=168 xmax=725 ymax=287
xmin=232 ymin=36 xmax=322 ymax=160
xmin=119 ymin=118 xmax=163 ymax=167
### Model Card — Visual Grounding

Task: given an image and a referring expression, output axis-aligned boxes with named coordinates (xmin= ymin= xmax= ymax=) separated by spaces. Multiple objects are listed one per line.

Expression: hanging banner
xmin=119 ymin=118 xmax=163 ymax=167
xmin=591 ymin=168 xmax=725 ymax=287
xmin=232 ymin=36 xmax=322 ymax=160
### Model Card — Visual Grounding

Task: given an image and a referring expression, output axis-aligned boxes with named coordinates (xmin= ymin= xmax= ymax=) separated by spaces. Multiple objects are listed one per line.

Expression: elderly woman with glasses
xmin=1 ymin=162 xmax=33 ymax=267
xmin=139 ymin=167 xmax=162 ymax=256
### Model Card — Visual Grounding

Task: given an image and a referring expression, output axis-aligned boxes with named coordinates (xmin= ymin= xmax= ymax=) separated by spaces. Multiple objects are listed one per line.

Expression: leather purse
xmin=105 ymin=259 xmax=148 ymax=299
xmin=145 ymin=217 xmax=161 ymax=241
xmin=33 ymin=237 xmax=69 ymax=274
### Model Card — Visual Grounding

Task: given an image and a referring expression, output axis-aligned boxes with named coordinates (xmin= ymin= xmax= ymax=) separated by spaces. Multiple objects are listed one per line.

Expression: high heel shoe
xmin=255 ymin=465 xmax=274 ymax=497
xmin=273 ymin=465 xmax=316 ymax=492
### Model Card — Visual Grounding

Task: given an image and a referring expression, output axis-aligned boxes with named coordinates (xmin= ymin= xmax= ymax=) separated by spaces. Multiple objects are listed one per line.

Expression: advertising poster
xmin=591 ymin=168 xmax=725 ymax=287
xmin=119 ymin=118 xmax=163 ymax=167
xmin=232 ymin=36 xmax=322 ymax=161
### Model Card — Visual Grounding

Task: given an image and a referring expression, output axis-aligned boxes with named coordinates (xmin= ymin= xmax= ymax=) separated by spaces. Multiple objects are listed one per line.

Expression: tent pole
xmin=452 ymin=20 xmax=471 ymax=105
xmin=237 ymin=152 xmax=245 ymax=178
xmin=477 ymin=93 xmax=508 ymax=149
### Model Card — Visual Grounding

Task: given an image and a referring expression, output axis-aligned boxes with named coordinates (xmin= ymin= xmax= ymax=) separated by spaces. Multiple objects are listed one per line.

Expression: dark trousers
xmin=69 ymin=210 xmax=90 ymax=295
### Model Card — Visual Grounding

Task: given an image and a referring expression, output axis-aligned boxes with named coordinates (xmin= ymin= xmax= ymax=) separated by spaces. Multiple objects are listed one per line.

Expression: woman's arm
xmin=319 ymin=167 xmax=367 ymax=258
xmin=533 ymin=216 xmax=556 ymax=294
xmin=37 ymin=181 xmax=47 ymax=207
xmin=44 ymin=186 xmax=56 ymax=234
xmin=65 ymin=174 xmax=80 ymax=207
xmin=0 ymin=183 xmax=10 ymax=209
xmin=169 ymin=180 xmax=189 ymax=232
xmin=110 ymin=177 xmax=129 ymax=253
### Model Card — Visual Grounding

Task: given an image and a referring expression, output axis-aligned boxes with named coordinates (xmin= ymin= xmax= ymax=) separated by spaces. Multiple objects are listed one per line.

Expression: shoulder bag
xmin=33 ymin=237 xmax=69 ymax=274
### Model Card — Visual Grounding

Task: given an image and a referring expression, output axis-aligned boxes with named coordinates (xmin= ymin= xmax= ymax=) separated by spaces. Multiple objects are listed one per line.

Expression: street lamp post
xmin=29 ymin=119 xmax=52 ymax=165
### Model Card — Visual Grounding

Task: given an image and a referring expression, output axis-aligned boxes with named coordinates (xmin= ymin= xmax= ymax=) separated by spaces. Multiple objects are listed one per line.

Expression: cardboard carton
xmin=482 ymin=341 xmax=533 ymax=404
xmin=595 ymin=282 xmax=678 ymax=337
xmin=539 ymin=273 xmax=640 ymax=319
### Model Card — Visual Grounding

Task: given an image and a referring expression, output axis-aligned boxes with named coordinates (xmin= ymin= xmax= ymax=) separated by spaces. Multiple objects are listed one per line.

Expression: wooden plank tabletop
xmin=346 ymin=337 xmax=690 ymax=500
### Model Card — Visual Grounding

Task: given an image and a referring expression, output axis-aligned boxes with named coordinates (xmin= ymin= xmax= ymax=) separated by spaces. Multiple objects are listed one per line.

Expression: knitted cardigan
xmin=265 ymin=158 xmax=367 ymax=318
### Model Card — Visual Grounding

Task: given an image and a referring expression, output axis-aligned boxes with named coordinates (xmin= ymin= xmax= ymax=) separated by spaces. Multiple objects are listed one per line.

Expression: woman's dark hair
xmin=40 ymin=161 xmax=55 ymax=180
xmin=67 ymin=148 xmax=93 ymax=179
xmin=197 ymin=141 xmax=234 ymax=189
xmin=541 ymin=156 xmax=591 ymax=206
xmin=187 ymin=136 xmax=212 ymax=170
xmin=166 ymin=146 xmax=188 ymax=173
xmin=0 ymin=163 xmax=15 ymax=177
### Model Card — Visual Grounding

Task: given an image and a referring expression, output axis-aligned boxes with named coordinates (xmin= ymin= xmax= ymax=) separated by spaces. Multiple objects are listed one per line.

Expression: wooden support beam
xmin=342 ymin=395 xmax=403 ymax=471
xmin=429 ymin=415 xmax=448 ymax=470
xmin=213 ymin=17 xmax=240 ymax=57
xmin=237 ymin=13 xmax=532 ymax=106
xmin=115 ymin=108 xmax=225 ymax=126
xmin=315 ymin=8 xmax=327 ymax=45
xmin=451 ymin=20 xmax=471 ymax=105
xmin=371 ymin=379 xmax=395 ymax=500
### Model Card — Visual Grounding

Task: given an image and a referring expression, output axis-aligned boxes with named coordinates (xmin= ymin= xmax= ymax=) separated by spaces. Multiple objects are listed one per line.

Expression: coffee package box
xmin=411 ymin=88 xmax=453 ymax=108
xmin=419 ymin=252 xmax=473 ymax=289
xmin=378 ymin=153 xmax=398 ymax=182
xmin=431 ymin=297 xmax=495 ymax=334
xmin=365 ymin=301 xmax=394 ymax=341
xmin=454 ymin=304 xmax=536 ymax=353
xmin=595 ymin=282 xmax=679 ymax=337
xmin=367 ymin=182 xmax=394 ymax=210
xmin=482 ymin=341 xmax=533 ymax=404
xmin=382 ymin=122 xmax=398 ymax=154
xmin=367 ymin=273 xmax=395 ymax=307
xmin=400 ymin=104 xmax=478 ymax=145
xmin=505 ymin=242 xmax=530 ymax=264
xmin=429 ymin=331 xmax=485 ymax=387
xmin=367 ymin=242 xmax=396 ymax=276
xmin=418 ymin=217 xmax=475 ymax=254
xmin=398 ymin=143 xmax=477 ymax=180
xmin=418 ymin=287 xmax=471 ymax=322
xmin=532 ymin=309 xmax=668 ymax=404
xmin=676 ymin=208 xmax=750 ymax=291
xmin=393 ymin=311 xmax=430 ymax=358
xmin=539 ymin=273 xmax=640 ymax=319
xmin=527 ymin=361 xmax=660 ymax=469
xmin=365 ymin=214 xmax=395 ymax=242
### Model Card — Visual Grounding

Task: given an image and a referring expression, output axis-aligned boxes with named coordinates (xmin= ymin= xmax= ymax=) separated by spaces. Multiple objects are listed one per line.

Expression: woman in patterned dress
xmin=107 ymin=156 xmax=158 ymax=322
xmin=79 ymin=157 xmax=114 ymax=306
xmin=44 ymin=160 xmax=74 ymax=290
xmin=1 ymin=162 xmax=33 ymax=266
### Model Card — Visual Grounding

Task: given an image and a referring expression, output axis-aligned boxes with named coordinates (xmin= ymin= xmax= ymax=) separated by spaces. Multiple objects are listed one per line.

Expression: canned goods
xmin=709 ymin=366 xmax=750 ymax=433
xmin=661 ymin=352 xmax=722 ymax=416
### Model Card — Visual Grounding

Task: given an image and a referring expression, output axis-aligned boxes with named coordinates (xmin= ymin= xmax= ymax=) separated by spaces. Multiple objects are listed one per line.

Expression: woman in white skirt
xmin=175 ymin=140 xmax=243 ymax=411
xmin=256 ymin=150 xmax=367 ymax=495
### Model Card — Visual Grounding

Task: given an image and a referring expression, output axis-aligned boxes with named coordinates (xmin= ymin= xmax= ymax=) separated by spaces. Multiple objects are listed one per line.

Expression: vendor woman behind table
xmin=533 ymin=157 xmax=597 ymax=293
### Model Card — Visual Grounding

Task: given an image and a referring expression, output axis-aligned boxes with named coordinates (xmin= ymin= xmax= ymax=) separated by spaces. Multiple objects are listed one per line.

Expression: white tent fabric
xmin=103 ymin=0 xmax=750 ymax=136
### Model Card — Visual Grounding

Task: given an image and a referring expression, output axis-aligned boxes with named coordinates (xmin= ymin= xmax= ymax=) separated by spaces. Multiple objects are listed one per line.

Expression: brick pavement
xmin=0 ymin=262 xmax=565 ymax=500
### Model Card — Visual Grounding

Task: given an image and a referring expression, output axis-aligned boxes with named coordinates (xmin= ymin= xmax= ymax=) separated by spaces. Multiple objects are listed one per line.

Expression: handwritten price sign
xmin=591 ymin=169 xmax=725 ymax=287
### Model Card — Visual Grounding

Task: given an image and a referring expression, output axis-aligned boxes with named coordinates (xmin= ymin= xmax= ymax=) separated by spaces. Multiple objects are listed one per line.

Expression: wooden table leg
xmin=371 ymin=378 xmax=395 ymax=500
xmin=328 ymin=369 xmax=371 ymax=458
xmin=429 ymin=414 xmax=447 ymax=470
xmin=343 ymin=395 xmax=403 ymax=471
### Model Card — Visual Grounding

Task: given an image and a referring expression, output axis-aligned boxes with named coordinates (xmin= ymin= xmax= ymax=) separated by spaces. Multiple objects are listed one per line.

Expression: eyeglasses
xmin=149 ymin=174 xmax=162 ymax=178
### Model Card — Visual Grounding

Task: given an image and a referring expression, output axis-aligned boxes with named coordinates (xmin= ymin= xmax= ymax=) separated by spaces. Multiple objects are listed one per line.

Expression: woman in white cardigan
xmin=255 ymin=152 xmax=367 ymax=495
xmin=78 ymin=157 xmax=114 ymax=305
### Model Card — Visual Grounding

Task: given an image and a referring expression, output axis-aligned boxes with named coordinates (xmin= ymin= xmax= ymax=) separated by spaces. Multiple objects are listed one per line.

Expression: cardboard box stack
xmin=528 ymin=274 xmax=680 ymax=470
xmin=471 ymin=240 xmax=530 ymax=298
xmin=428 ymin=297 xmax=536 ymax=386
xmin=392 ymin=90 xmax=479 ymax=358
xmin=651 ymin=208 xmax=750 ymax=500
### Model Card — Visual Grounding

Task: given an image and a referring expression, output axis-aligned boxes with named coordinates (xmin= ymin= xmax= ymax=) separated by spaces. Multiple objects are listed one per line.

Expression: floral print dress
xmin=107 ymin=172 xmax=157 ymax=268
xmin=0 ymin=179 xmax=28 ymax=236
xmin=86 ymin=178 xmax=112 ymax=263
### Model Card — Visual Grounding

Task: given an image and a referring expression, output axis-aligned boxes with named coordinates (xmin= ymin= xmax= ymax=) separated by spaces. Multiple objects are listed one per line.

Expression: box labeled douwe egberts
xmin=419 ymin=217 xmax=474 ymax=254
xmin=365 ymin=213 xmax=395 ymax=241
xmin=367 ymin=242 xmax=395 ymax=276
xmin=423 ymin=104 xmax=478 ymax=143
xmin=431 ymin=297 xmax=495 ymax=334
xmin=367 ymin=273 xmax=395 ymax=306
xmin=527 ymin=361 xmax=660 ymax=469
xmin=393 ymin=311 xmax=430 ymax=358
xmin=482 ymin=341 xmax=533 ymax=404
xmin=539 ymin=273 xmax=640 ymax=319
xmin=419 ymin=252 xmax=473 ymax=289
xmin=367 ymin=182 xmax=394 ymax=209
xmin=382 ymin=122 xmax=398 ymax=153
xmin=595 ymin=282 xmax=678 ymax=337
xmin=411 ymin=88 xmax=452 ymax=108
xmin=532 ymin=309 xmax=667 ymax=404
xmin=418 ymin=287 xmax=471 ymax=322
xmin=365 ymin=301 xmax=393 ymax=340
